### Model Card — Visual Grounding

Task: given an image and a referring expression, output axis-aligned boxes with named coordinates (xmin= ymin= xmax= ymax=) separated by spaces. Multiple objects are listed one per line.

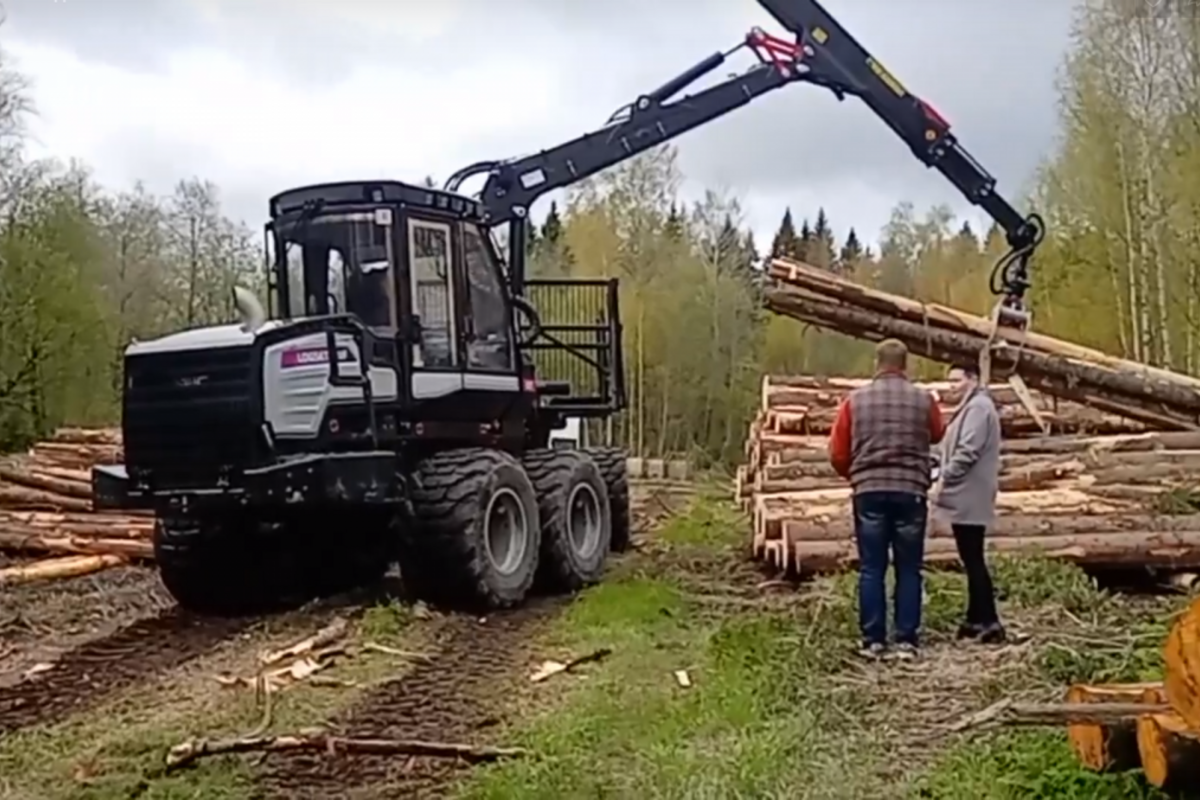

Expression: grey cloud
xmin=8 ymin=0 xmax=1076 ymax=242
xmin=1 ymin=0 xmax=212 ymax=72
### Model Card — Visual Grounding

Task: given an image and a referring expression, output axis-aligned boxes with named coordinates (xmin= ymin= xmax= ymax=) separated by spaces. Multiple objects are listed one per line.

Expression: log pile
xmin=756 ymin=375 xmax=1143 ymax=440
xmin=739 ymin=375 xmax=1200 ymax=575
xmin=1061 ymin=598 xmax=1200 ymax=792
xmin=764 ymin=257 xmax=1200 ymax=430
xmin=0 ymin=428 xmax=152 ymax=584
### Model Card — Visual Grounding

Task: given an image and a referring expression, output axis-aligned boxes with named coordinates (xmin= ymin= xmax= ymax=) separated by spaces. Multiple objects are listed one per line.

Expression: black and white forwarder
xmin=93 ymin=0 xmax=1044 ymax=615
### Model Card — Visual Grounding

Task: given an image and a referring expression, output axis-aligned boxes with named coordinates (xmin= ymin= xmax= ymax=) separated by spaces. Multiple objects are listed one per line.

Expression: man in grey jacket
xmin=934 ymin=363 xmax=1006 ymax=643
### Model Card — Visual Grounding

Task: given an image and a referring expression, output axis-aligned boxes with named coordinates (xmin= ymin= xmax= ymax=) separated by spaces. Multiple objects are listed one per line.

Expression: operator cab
xmin=266 ymin=181 xmax=523 ymax=411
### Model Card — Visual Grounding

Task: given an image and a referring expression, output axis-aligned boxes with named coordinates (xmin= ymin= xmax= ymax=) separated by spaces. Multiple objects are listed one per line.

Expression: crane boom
xmin=444 ymin=31 xmax=805 ymax=293
xmin=755 ymin=0 xmax=1043 ymax=320
xmin=449 ymin=0 xmax=1043 ymax=320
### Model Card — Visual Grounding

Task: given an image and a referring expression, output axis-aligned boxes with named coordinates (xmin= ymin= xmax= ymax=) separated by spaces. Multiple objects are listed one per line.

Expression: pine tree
xmin=813 ymin=208 xmax=831 ymax=241
xmin=541 ymin=201 xmax=563 ymax=243
xmin=797 ymin=218 xmax=814 ymax=262
xmin=664 ymin=203 xmax=685 ymax=241
xmin=809 ymin=208 xmax=837 ymax=270
xmin=525 ymin=221 xmax=540 ymax=254
xmin=839 ymin=227 xmax=863 ymax=267
xmin=769 ymin=208 xmax=800 ymax=259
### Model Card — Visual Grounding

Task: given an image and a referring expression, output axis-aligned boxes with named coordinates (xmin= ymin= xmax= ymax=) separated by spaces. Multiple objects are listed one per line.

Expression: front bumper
xmin=92 ymin=452 xmax=403 ymax=513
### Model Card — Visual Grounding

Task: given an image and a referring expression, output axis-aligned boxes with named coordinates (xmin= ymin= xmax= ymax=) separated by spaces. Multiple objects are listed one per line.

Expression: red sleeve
xmin=829 ymin=398 xmax=853 ymax=479
xmin=929 ymin=396 xmax=946 ymax=444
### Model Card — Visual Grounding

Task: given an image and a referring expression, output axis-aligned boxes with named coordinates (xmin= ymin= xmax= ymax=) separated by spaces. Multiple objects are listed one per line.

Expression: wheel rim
xmin=567 ymin=482 xmax=602 ymax=560
xmin=484 ymin=487 xmax=529 ymax=576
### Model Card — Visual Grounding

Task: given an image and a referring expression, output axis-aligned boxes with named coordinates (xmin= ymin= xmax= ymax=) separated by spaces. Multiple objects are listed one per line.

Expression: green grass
xmin=459 ymin=500 xmax=1197 ymax=800
xmin=459 ymin=500 xmax=880 ymax=799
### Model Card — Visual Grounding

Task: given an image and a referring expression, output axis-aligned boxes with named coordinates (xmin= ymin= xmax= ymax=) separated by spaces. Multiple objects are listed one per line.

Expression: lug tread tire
xmin=402 ymin=448 xmax=540 ymax=609
xmin=585 ymin=447 xmax=631 ymax=551
xmin=523 ymin=449 xmax=611 ymax=592
xmin=154 ymin=515 xmax=303 ymax=616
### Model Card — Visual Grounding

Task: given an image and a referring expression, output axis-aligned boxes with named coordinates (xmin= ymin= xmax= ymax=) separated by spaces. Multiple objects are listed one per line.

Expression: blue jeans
xmin=853 ymin=491 xmax=928 ymax=646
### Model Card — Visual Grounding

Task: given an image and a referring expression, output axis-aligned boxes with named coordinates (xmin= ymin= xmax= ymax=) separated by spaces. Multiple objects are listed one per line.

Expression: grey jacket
xmin=935 ymin=386 xmax=1002 ymax=526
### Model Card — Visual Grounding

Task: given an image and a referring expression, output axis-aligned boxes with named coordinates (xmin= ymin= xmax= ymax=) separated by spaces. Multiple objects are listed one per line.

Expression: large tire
xmin=305 ymin=509 xmax=395 ymax=597
xmin=586 ymin=447 xmax=631 ymax=552
xmin=154 ymin=513 xmax=307 ymax=616
xmin=524 ymin=449 xmax=611 ymax=591
xmin=402 ymin=448 xmax=541 ymax=609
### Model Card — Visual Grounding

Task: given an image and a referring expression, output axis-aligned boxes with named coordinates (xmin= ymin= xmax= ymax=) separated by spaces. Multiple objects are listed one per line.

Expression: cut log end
xmin=1065 ymin=683 xmax=1164 ymax=772
xmin=1137 ymin=713 xmax=1200 ymax=791
xmin=1165 ymin=598 xmax=1200 ymax=732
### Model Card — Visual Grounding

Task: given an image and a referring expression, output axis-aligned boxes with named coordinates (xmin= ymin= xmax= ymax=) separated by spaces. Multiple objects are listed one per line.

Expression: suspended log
xmin=765 ymin=260 xmax=1200 ymax=429
xmin=1137 ymin=713 xmax=1200 ymax=792
xmin=0 ymin=554 xmax=128 ymax=585
xmin=1165 ymin=598 xmax=1200 ymax=731
xmin=1065 ymin=682 xmax=1165 ymax=772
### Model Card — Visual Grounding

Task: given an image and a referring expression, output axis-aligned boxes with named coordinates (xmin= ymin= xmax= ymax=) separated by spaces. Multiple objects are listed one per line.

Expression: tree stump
xmin=1065 ymin=683 xmax=1165 ymax=771
xmin=1165 ymin=598 xmax=1200 ymax=731
xmin=1137 ymin=712 xmax=1200 ymax=792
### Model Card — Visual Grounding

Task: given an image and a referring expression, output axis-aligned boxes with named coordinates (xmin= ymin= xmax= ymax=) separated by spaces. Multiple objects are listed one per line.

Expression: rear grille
xmin=122 ymin=345 xmax=256 ymax=486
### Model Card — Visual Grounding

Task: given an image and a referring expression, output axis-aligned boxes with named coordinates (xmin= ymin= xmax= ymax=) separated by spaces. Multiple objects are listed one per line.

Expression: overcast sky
xmin=2 ymin=0 xmax=1075 ymax=252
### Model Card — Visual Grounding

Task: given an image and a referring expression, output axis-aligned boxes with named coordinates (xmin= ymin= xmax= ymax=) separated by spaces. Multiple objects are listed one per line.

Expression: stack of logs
xmin=740 ymin=376 xmax=1200 ymax=575
xmin=0 ymin=428 xmax=152 ymax=584
xmin=1067 ymin=597 xmax=1200 ymax=792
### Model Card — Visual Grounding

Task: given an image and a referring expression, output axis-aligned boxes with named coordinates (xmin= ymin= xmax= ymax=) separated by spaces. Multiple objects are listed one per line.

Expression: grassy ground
xmin=0 ymin=599 xmax=425 ymax=799
xmin=0 ymin=493 xmax=1189 ymax=799
xmin=459 ymin=496 xmax=1188 ymax=800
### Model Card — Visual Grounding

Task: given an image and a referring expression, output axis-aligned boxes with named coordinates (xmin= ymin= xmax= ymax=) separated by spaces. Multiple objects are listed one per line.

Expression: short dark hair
xmin=951 ymin=362 xmax=980 ymax=379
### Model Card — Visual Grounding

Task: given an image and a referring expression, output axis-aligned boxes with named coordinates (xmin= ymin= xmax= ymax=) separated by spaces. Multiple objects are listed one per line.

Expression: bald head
xmin=875 ymin=339 xmax=908 ymax=372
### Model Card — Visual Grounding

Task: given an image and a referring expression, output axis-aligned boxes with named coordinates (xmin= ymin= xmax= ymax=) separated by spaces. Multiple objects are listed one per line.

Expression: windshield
xmin=274 ymin=210 xmax=396 ymax=328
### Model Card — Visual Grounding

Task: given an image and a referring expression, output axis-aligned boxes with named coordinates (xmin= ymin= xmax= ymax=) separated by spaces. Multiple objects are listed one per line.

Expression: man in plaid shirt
xmin=828 ymin=340 xmax=945 ymax=660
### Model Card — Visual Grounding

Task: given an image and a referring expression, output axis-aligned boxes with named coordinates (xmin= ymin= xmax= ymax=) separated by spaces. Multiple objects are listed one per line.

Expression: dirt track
xmin=0 ymin=480 xmax=697 ymax=796
xmin=0 ymin=602 xmax=251 ymax=736
xmin=259 ymin=599 xmax=561 ymax=799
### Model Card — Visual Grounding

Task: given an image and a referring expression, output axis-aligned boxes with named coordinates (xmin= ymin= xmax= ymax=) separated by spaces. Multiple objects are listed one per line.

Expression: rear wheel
xmin=401 ymin=448 xmax=541 ymax=608
xmin=154 ymin=513 xmax=308 ymax=616
xmin=585 ymin=447 xmax=631 ymax=551
xmin=524 ymin=450 xmax=611 ymax=591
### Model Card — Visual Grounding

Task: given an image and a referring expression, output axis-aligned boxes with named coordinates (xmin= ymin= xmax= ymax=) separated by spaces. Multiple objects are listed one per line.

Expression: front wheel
xmin=154 ymin=513 xmax=306 ymax=616
xmin=403 ymin=448 xmax=541 ymax=609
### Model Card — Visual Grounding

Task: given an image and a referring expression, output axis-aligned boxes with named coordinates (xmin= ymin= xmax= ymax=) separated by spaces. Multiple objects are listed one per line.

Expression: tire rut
xmin=0 ymin=608 xmax=250 ymax=736
xmin=259 ymin=598 xmax=563 ymax=799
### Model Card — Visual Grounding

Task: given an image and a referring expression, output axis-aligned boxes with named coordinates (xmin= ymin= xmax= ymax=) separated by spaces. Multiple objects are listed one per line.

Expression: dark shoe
xmin=977 ymin=622 xmax=1007 ymax=644
xmin=956 ymin=621 xmax=1006 ymax=644
xmin=888 ymin=642 xmax=919 ymax=661
xmin=858 ymin=642 xmax=887 ymax=660
xmin=956 ymin=622 xmax=984 ymax=640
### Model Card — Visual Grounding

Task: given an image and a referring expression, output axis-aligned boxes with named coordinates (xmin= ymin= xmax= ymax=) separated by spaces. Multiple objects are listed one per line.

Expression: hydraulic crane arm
xmin=445 ymin=31 xmax=807 ymax=293
xmin=755 ymin=0 xmax=1043 ymax=320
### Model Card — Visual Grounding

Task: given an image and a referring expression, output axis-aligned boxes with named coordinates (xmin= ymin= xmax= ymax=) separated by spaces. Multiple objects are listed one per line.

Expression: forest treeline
xmin=1 ymin=0 xmax=1196 ymax=466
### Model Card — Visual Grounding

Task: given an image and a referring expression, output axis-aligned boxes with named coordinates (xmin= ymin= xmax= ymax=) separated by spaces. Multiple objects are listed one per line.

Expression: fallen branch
xmin=944 ymin=699 xmax=1173 ymax=735
xmin=165 ymin=730 xmax=528 ymax=771
xmin=530 ymin=648 xmax=613 ymax=682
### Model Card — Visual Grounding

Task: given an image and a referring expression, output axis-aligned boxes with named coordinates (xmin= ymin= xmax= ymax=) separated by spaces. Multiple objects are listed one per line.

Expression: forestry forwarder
xmin=91 ymin=0 xmax=1043 ymax=616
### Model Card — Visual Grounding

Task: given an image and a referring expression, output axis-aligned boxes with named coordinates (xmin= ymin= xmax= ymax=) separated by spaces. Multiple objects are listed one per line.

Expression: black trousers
xmin=951 ymin=524 xmax=1000 ymax=626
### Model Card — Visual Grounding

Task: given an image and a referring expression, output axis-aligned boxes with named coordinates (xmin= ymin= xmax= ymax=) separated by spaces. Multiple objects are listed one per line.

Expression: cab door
xmin=406 ymin=216 xmax=458 ymax=371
